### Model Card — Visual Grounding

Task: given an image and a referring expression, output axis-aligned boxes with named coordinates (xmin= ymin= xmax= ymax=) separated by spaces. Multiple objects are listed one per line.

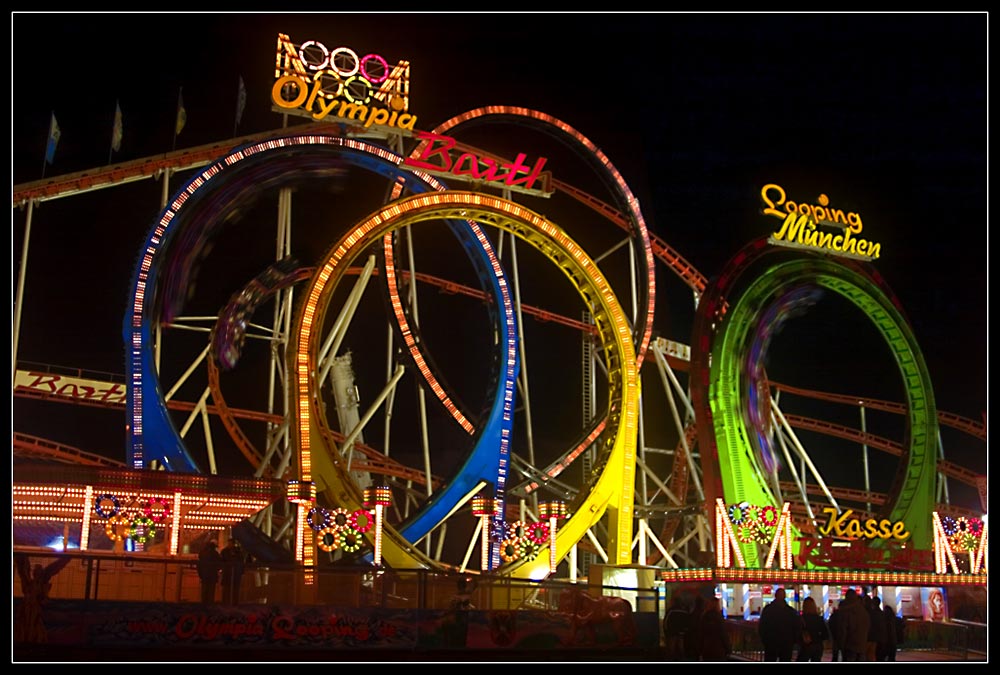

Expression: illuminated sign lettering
xmin=15 ymin=370 xmax=127 ymax=404
xmin=817 ymin=507 xmax=911 ymax=541
xmin=795 ymin=536 xmax=934 ymax=571
xmin=403 ymin=131 xmax=549 ymax=192
xmin=272 ymin=33 xmax=416 ymax=132
xmin=761 ymin=183 xmax=882 ymax=260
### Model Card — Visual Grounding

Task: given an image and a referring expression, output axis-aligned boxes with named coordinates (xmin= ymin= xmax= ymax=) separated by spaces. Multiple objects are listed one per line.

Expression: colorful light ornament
xmin=728 ymin=503 xmax=748 ymax=524
xmin=933 ymin=511 xmax=988 ymax=574
xmin=94 ymin=493 xmax=120 ymax=519
xmin=317 ymin=527 xmax=339 ymax=553
xmin=328 ymin=507 xmax=351 ymax=530
xmin=143 ymin=497 xmax=172 ymax=524
xmin=526 ymin=521 xmax=550 ymax=545
xmin=306 ymin=507 xmax=330 ymax=532
xmin=763 ymin=501 xmax=794 ymax=570
xmin=500 ymin=537 xmax=525 ymax=563
xmin=716 ymin=499 xmax=794 ymax=569
xmin=471 ymin=495 xmax=497 ymax=572
xmin=105 ymin=513 xmax=130 ymax=542
xmin=506 ymin=521 xmax=529 ymax=541
xmin=363 ymin=485 xmax=391 ymax=567
xmin=338 ymin=530 xmax=363 ymax=553
xmin=350 ymin=509 xmax=374 ymax=534
xmin=716 ymin=498 xmax=746 ymax=568
xmin=539 ymin=500 xmax=568 ymax=573
xmin=129 ymin=515 xmax=156 ymax=544
xmin=287 ymin=479 xmax=316 ymax=505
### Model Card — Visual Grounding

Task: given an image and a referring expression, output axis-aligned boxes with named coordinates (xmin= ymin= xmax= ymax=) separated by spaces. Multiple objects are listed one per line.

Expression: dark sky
xmin=11 ymin=12 xmax=987 ymax=510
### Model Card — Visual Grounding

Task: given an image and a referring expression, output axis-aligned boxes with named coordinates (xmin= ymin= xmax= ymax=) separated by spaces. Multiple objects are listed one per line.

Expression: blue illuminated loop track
xmin=123 ymin=133 xmax=519 ymax=559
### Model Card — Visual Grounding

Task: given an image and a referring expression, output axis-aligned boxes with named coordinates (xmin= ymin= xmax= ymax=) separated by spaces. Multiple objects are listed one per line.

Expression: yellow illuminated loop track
xmin=290 ymin=192 xmax=639 ymax=579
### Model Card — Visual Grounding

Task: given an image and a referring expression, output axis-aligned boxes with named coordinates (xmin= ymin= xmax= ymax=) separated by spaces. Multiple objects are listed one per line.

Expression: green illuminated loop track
xmin=693 ymin=249 xmax=938 ymax=566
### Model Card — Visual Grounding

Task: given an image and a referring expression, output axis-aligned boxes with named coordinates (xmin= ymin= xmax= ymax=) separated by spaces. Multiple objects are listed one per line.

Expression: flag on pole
xmin=175 ymin=87 xmax=187 ymax=137
xmin=235 ymin=76 xmax=247 ymax=130
xmin=111 ymin=101 xmax=123 ymax=153
xmin=44 ymin=113 xmax=61 ymax=164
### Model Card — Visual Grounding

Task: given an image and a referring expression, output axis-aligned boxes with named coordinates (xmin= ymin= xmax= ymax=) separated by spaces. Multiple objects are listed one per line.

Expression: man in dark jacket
xmin=827 ymin=601 xmax=843 ymax=661
xmin=880 ymin=602 xmax=900 ymax=661
xmin=836 ymin=589 xmax=871 ymax=661
xmin=220 ymin=539 xmax=246 ymax=604
xmin=663 ymin=594 xmax=692 ymax=660
xmin=866 ymin=594 xmax=889 ymax=661
xmin=197 ymin=540 xmax=223 ymax=603
xmin=758 ymin=587 xmax=801 ymax=661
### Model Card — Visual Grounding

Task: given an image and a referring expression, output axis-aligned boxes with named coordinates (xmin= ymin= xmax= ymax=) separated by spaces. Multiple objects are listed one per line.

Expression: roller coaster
xmin=13 ymin=71 xmax=986 ymax=581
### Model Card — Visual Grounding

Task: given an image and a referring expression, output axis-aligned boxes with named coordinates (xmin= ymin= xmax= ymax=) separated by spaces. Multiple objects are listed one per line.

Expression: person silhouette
xmin=14 ymin=553 xmax=71 ymax=643
xmin=663 ymin=593 xmax=692 ymax=660
xmin=220 ymin=539 xmax=246 ymax=604
xmin=797 ymin=596 xmax=829 ymax=661
xmin=197 ymin=540 xmax=224 ymax=603
xmin=698 ymin=597 xmax=732 ymax=661
xmin=758 ymin=587 xmax=801 ymax=661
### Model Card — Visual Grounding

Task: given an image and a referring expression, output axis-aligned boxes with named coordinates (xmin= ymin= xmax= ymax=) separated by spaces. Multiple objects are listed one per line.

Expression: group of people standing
xmin=758 ymin=586 xmax=905 ymax=662
xmin=757 ymin=587 xmax=823 ymax=661
xmin=197 ymin=538 xmax=247 ymax=604
xmin=662 ymin=592 xmax=732 ymax=661
xmin=827 ymin=588 xmax=905 ymax=661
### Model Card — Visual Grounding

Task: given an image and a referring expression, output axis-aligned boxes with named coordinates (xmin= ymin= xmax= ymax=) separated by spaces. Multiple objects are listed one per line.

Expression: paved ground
xmin=13 ymin=644 xmax=985 ymax=663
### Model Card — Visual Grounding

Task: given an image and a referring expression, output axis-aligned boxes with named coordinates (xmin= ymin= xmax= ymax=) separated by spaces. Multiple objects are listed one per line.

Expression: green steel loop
xmin=708 ymin=257 xmax=938 ymax=565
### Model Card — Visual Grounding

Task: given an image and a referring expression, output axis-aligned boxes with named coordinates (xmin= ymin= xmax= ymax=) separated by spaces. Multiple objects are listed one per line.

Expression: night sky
xmin=11 ymin=12 xmax=987 ymax=513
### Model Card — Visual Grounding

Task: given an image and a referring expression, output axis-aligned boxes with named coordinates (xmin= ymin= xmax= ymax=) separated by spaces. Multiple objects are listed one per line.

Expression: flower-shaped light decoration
xmin=105 ymin=513 xmax=130 ymax=541
xmin=500 ymin=537 xmax=524 ymax=563
xmin=307 ymin=507 xmax=330 ymax=532
xmin=349 ymin=509 xmax=374 ymax=534
xmin=95 ymin=493 xmax=120 ymax=519
xmin=317 ymin=526 xmax=339 ymax=552
xmin=760 ymin=505 xmax=779 ymax=528
xmin=143 ymin=497 xmax=172 ymax=524
xmin=527 ymin=521 xmax=550 ymax=545
xmin=968 ymin=518 xmax=984 ymax=537
xmin=130 ymin=515 xmax=156 ymax=544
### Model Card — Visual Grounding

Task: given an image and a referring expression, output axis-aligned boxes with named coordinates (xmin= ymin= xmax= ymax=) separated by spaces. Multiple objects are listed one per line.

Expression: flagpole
xmin=13 ymin=199 xmax=35 ymax=387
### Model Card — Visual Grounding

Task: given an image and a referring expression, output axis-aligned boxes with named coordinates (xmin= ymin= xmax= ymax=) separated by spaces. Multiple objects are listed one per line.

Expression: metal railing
xmin=951 ymin=619 xmax=987 ymax=656
xmin=900 ymin=619 xmax=972 ymax=659
xmin=719 ymin=616 xmax=984 ymax=662
xmin=726 ymin=619 xmax=765 ymax=661
xmin=14 ymin=549 xmax=662 ymax=614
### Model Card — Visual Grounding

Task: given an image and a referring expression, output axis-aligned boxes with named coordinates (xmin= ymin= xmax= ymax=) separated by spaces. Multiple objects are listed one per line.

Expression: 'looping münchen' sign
xmin=761 ymin=183 xmax=882 ymax=260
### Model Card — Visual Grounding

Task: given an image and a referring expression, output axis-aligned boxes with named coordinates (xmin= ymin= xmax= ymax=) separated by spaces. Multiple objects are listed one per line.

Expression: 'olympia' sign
xmin=271 ymin=33 xmax=417 ymax=132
